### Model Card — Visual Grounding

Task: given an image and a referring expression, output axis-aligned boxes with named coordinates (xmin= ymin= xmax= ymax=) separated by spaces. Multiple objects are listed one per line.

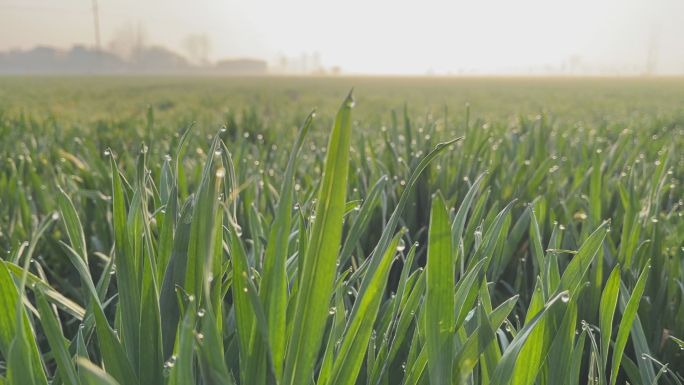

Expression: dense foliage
xmin=0 ymin=77 xmax=682 ymax=384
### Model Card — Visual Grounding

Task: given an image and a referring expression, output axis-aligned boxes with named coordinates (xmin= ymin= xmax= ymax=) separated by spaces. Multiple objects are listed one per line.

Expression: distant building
xmin=215 ymin=59 xmax=267 ymax=75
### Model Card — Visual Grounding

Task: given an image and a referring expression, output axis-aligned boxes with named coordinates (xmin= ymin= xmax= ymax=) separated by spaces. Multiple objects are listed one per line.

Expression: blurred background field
xmin=3 ymin=76 xmax=684 ymax=125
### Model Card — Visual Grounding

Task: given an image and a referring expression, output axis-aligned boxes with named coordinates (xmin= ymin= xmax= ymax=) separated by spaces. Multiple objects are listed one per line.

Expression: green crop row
xmin=0 ymin=82 xmax=682 ymax=384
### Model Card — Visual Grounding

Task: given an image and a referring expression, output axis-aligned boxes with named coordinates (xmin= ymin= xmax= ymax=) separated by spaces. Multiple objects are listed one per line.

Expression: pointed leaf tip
xmin=345 ymin=89 xmax=355 ymax=108
xmin=436 ymin=136 xmax=464 ymax=149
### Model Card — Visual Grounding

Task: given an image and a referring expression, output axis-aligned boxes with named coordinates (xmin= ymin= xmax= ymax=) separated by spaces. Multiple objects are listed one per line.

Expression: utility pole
xmin=92 ymin=0 xmax=101 ymax=51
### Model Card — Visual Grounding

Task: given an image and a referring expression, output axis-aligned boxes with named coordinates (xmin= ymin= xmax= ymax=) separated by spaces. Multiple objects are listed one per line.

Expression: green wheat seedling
xmin=0 ymin=88 xmax=682 ymax=385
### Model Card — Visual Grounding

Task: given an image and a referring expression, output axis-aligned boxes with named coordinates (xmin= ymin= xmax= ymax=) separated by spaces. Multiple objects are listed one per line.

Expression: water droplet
xmin=197 ymin=308 xmax=206 ymax=317
xmin=243 ymin=287 xmax=248 ymax=293
xmin=581 ymin=320 xmax=590 ymax=331
xmin=51 ymin=212 xmax=60 ymax=220
xmin=329 ymin=307 xmax=337 ymax=315
xmin=164 ymin=355 xmax=177 ymax=368
xmin=103 ymin=149 xmax=111 ymax=156
xmin=163 ymin=154 xmax=172 ymax=162
xmin=396 ymin=239 xmax=406 ymax=252
xmin=560 ymin=293 xmax=570 ymax=303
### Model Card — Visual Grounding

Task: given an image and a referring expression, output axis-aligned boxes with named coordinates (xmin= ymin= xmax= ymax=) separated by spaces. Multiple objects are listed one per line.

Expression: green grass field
xmin=0 ymin=76 xmax=683 ymax=385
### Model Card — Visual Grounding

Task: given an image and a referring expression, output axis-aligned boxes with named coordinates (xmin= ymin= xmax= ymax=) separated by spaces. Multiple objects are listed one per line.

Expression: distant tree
xmin=183 ymin=34 xmax=211 ymax=65
xmin=108 ymin=22 xmax=147 ymax=61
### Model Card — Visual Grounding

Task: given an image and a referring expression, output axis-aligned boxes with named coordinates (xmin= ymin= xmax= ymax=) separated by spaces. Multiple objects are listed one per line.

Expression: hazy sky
xmin=1 ymin=0 xmax=683 ymax=74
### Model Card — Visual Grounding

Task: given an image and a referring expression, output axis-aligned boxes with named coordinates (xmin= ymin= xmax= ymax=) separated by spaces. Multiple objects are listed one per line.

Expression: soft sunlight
xmin=2 ymin=0 xmax=683 ymax=74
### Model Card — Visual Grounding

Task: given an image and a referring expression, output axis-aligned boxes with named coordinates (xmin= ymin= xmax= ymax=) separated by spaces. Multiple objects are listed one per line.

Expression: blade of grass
xmin=599 ymin=265 xmax=621 ymax=373
xmin=610 ymin=262 xmax=651 ymax=385
xmin=109 ymin=156 xmax=141 ymax=366
xmin=35 ymin=288 xmax=80 ymax=385
xmin=92 ymin=291 xmax=139 ymax=385
xmin=283 ymin=92 xmax=354 ymax=385
xmin=558 ymin=221 xmax=609 ymax=296
xmin=260 ymin=111 xmax=314 ymax=379
xmin=0 ymin=260 xmax=48 ymax=385
xmin=490 ymin=291 xmax=569 ymax=385
xmin=76 ymin=358 xmax=121 ymax=385
xmin=57 ymin=187 xmax=88 ymax=263
xmin=326 ymin=231 xmax=404 ymax=385
xmin=425 ymin=192 xmax=454 ymax=385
